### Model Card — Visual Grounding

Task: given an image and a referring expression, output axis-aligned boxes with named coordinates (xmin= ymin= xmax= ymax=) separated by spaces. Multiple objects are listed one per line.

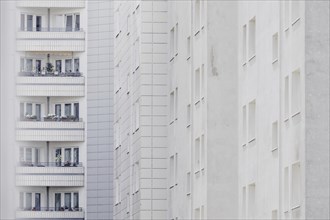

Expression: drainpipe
xmin=47 ymin=141 xmax=49 ymax=164
xmin=47 ymin=186 xmax=49 ymax=210
xmin=48 ymin=8 xmax=50 ymax=31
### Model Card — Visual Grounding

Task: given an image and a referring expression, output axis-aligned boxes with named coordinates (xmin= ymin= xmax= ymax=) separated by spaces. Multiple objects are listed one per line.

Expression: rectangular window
xmin=242 ymin=25 xmax=247 ymax=64
xmin=27 ymin=15 xmax=33 ymax=31
xmin=291 ymin=69 xmax=301 ymax=115
xmin=73 ymin=148 xmax=79 ymax=164
xmin=65 ymin=193 xmax=71 ymax=209
xmin=55 ymin=60 xmax=62 ymax=73
xmin=36 ymin=16 xmax=42 ymax=32
xmin=170 ymin=91 xmax=175 ymax=123
xmin=170 ymin=27 xmax=175 ymax=60
xmin=66 ymin=15 xmax=73 ymax=32
xmin=187 ymin=36 xmax=191 ymax=59
xmin=195 ymin=68 xmax=201 ymax=102
xmin=74 ymin=103 xmax=79 ymax=119
xmin=195 ymin=137 xmax=200 ymax=171
xmin=187 ymin=104 xmax=191 ymax=127
xmin=65 ymin=104 xmax=71 ymax=116
xmin=291 ymin=162 xmax=301 ymax=208
xmin=194 ymin=0 xmax=200 ymax=34
xmin=26 ymin=59 xmax=33 ymax=72
xmin=26 ymin=148 xmax=32 ymax=162
xmin=65 ymin=59 xmax=72 ymax=73
xmin=75 ymin=14 xmax=80 ymax=31
xmin=20 ymin=14 xmax=25 ymax=31
xmin=248 ymin=100 xmax=256 ymax=142
xmin=55 ymin=104 xmax=61 ymax=117
xmin=272 ymin=32 xmax=279 ymax=62
xmin=201 ymin=135 xmax=205 ymax=169
xmin=248 ymin=183 xmax=256 ymax=218
xmin=291 ymin=1 xmax=300 ymax=24
xmin=272 ymin=121 xmax=279 ymax=151
xmin=242 ymin=105 xmax=247 ymax=144
xmin=187 ymin=172 xmax=191 ymax=195
xmin=35 ymin=193 xmax=41 ymax=211
xmin=26 ymin=103 xmax=32 ymax=115
xmin=248 ymin=17 xmax=256 ymax=59
xmin=25 ymin=193 xmax=32 ymax=210
xmin=170 ymin=155 xmax=175 ymax=187
xmin=74 ymin=58 xmax=79 ymax=72
xmin=73 ymin=193 xmax=79 ymax=209
xmin=284 ymin=166 xmax=289 ymax=211
xmin=284 ymin=76 xmax=289 ymax=119
xmin=20 ymin=58 xmax=24 ymax=72
xmin=65 ymin=148 xmax=72 ymax=163
xmin=19 ymin=192 xmax=24 ymax=209
xmin=55 ymin=193 xmax=61 ymax=211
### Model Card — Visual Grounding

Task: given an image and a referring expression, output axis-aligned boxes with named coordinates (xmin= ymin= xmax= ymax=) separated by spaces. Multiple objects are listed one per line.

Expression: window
xmin=248 ymin=183 xmax=256 ymax=218
xmin=291 ymin=69 xmax=301 ymax=115
xmin=194 ymin=0 xmax=200 ymax=34
xmin=170 ymin=27 xmax=175 ymax=60
xmin=187 ymin=36 xmax=191 ymax=59
xmin=291 ymin=1 xmax=300 ymax=25
xmin=25 ymin=193 xmax=32 ymax=210
xmin=26 ymin=103 xmax=32 ymax=115
xmin=65 ymin=104 xmax=72 ymax=116
xmin=272 ymin=121 xmax=279 ymax=151
xmin=242 ymin=105 xmax=247 ymax=144
xmin=284 ymin=166 xmax=289 ymax=211
xmin=74 ymin=58 xmax=79 ymax=72
xmin=186 ymin=172 xmax=191 ymax=195
xmin=65 ymin=193 xmax=71 ymax=209
xmin=19 ymin=192 xmax=24 ymax=209
xmin=20 ymin=14 xmax=25 ymax=31
xmin=55 ymin=104 xmax=61 ymax=117
xmin=242 ymin=187 xmax=246 ymax=218
xmin=65 ymin=59 xmax=72 ymax=72
xmin=26 ymin=148 xmax=32 ymax=162
xmin=201 ymin=135 xmax=205 ymax=169
xmin=187 ymin=104 xmax=191 ymax=127
xmin=170 ymin=155 xmax=175 ymax=187
xmin=27 ymin=15 xmax=33 ymax=31
xmin=248 ymin=100 xmax=256 ymax=142
xmin=75 ymin=14 xmax=80 ymax=31
xmin=65 ymin=15 xmax=73 ymax=32
xmin=73 ymin=148 xmax=79 ymax=164
xmin=195 ymin=137 xmax=200 ymax=171
xmin=73 ymin=193 xmax=79 ymax=209
xmin=55 ymin=60 xmax=62 ymax=73
xmin=242 ymin=25 xmax=247 ymax=64
xmin=195 ymin=68 xmax=201 ymax=102
xmin=170 ymin=91 xmax=175 ymax=123
xmin=284 ymin=76 xmax=289 ymax=119
xmin=55 ymin=193 xmax=61 ymax=211
xmin=248 ymin=17 xmax=256 ymax=59
xmin=175 ymin=23 xmax=179 ymax=55
xmin=272 ymin=32 xmax=279 ymax=62
xmin=26 ymin=59 xmax=33 ymax=72
xmin=36 ymin=16 xmax=42 ymax=32
xmin=291 ymin=162 xmax=301 ymax=208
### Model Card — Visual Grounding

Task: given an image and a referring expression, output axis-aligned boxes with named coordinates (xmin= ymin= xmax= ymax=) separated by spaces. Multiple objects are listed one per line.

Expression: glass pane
xmin=36 ymin=104 xmax=41 ymax=121
xmin=55 ymin=104 xmax=61 ymax=117
xmin=55 ymin=149 xmax=62 ymax=166
xmin=35 ymin=193 xmax=41 ymax=211
xmin=26 ymin=148 xmax=32 ymax=162
xmin=56 ymin=60 xmax=62 ymax=72
xmin=73 ymin=193 xmax=79 ymax=209
xmin=36 ymin=16 xmax=42 ymax=32
xmin=64 ymin=193 xmax=71 ymax=209
xmin=66 ymin=15 xmax=73 ymax=31
xmin=19 ymin=148 xmax=24 ymax=162
xmin=74 ymin=103 xmax=79 ymax=119
xmin=26 ymin=59 xmax=33 ymax=72
xmin=65 ymin=104 xmax=71 ymax=116
xmin=74 ymin=59 xmax=79 ymax=72
xmin=75 ymin=15 xmax=80 ymax=31
xmin=27 ymin=15 xmax=33 ymax=31
xmin=35 ymin=148 xmax=39 ymax=164
xmin=26 ymin=103 xmax=32 ymax=115
xmin=65 ymin=149 xmax=71 ymax=164
xmin=25 ymin=193 xmax=32 ymax=210
xmin=20 ymin=58 xmax=24 ymax=72
xmin=20 ymin=103 xmax=25 ymax=119
xmin=55 ymin=193 xmax=61 ymax=211
xmin=74 ymin=148 xmax=79 ymax=164
xmin=36 ymin=60 xmax=41 ymax=72
xmin=21 ymin=14 xmax=25 ymax=31
xmin=65 ymin=59 xmax=72 ymax=72
xmin=19 ymin=192 xmax=24 ymax=209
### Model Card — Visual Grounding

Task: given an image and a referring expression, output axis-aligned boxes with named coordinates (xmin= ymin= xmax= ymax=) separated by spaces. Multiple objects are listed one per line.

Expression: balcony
xmin=16 ymin=121 xmax=85 ymax=142
xmin=17 ymin=73 xmax=85 ymax=97
xmin=16 ymin=208 xmax=84 ymax=219
xmin=16 ymin=0 xmax=85 ymax=8
xmin=16 ymin=162 xmax=84 ymax=187
xmin=17 ymin=28 xmax=85 ymax=52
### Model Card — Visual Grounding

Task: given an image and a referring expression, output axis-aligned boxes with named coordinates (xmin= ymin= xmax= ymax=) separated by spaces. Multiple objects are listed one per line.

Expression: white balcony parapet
xmin=16 ymin=31 xmax=85 ymax=52
xmin=16 ymin=121 xmax=85 ymax=142
xmin=16 ymin=0 xmax=85 ymax=8
xmin=16 ymin=210 xmax=84 ymax=219
xmin=16 ymin=76 xmax=85 ymax=97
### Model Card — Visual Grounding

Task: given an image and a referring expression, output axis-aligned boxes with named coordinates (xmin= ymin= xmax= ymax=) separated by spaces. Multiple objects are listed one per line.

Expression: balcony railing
xmin=18 ymin=162 xmax=83 ymax=167
xmin=18 ymin=207 xmax=83 ymax=212
xmin=19 ymin=27 xmax=83 ymax=32
xmin=21 ymin=116 xmax=82 ymax=122
xmin=19 ymin=71 xmax=82 ymax=77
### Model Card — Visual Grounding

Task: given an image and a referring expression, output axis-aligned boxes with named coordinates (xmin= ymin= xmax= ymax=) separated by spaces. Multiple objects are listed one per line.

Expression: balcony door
xmin=55 ymin=148 xmax=62 ymax=166
xmin=36 ymin=16 xmax=42 ymax=32
xmin=35 ymin=193 xmax=41 ymax=211
xmin=20 ymin=14 xmax=25 ymax=31
xmin=55 ymin=104 xmax=61 ymax=118
xmin=36 ymin=60 xmax=41 ymax=73
xmin=65 ymin=15 xmax=73 ymax=32
xmin=36 ymin=104 xmax=41 ymax=121
xmin=25 ymin=193 xmax=32 ymax=210
xmin=26 ymin=59 xmax=33 ymax=72
xmin=27 ymin=15 xmax=33 ymax=31
xmin=55 ymin=193 xmax=61 ymax=211
xmin=75 ymin=14 xmax=80 ymax=31
xmin=65 ymin=59 xmax=72 ymax=73
xmin=73 ymin=193 xmax=79 ymax=209
xmin=74 ymin=58 xmax=79 ymax=73
xmin=74 ymin=103 xmax=79 ymax=120
xmin=73 ymin=148 xmax=79 ymax=165
xmin=55 ymin=60 xmax=62 ymax=73
xmin=64 ymin=193 xmax=71 ymax=209
xmin=65 ymin=104 xmax=72 ymax=117
xmin=64 ymin=148 xmax=71 ymax=165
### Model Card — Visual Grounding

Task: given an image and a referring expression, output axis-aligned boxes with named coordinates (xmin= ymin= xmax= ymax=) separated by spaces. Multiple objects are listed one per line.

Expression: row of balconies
xmin=16 ymin=0 xmax=85 ymax=8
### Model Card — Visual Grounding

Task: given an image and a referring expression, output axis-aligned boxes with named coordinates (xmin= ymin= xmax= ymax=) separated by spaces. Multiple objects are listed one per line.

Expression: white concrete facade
xmin=113 ymin=1 xmax=168 ymax=219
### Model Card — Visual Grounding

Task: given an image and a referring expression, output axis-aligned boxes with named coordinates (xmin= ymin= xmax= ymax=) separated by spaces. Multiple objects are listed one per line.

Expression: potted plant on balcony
xmin=46 ymin=62 xmax=54 ymax=74
xmin=44 ymin=114 xmax=56 ymax=121
xmin=24 ymin=114 xmax=37 ymax=121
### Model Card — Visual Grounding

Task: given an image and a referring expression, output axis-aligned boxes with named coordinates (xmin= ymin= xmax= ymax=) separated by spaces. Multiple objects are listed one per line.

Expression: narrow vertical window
xmin=272 ymin=32 xmax=279 ymax=63
xmin=194 ymin=0 xmax=200 ymax=34
xmin=248 ymin=17 xmax=256 ymax=59
xmin=248 ymin=183 xmax=256 ymax=218
xmin=242 ymin=25 xmax=247 ymax=64
xmin=248 ymin=100 xmax=256 ymax=142
xmin=170 ymin=91 xmax=175 ymax=123
xmin=291 ymin=162 xmax=301 ymax=208
xmin=195 ymin=68 xmax=201 ymax=102
xmin=20 ymin=14 xmax=25 ymax=31
xmin=272 ymin=121 xmax=279 ymax=151
xmin=195 ymin=137 xmax=200 ymax=171
xmin=291 ymin=69 xmax=301 ymax=116
xmin=284 ymin=76 xmax=289 ymax=119
xmin=242 ymin=105 xmax=247 ymax=145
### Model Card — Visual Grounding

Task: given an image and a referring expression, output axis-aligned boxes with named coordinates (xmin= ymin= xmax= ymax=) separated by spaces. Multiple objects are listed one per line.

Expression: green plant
xmin=46 ymin=62 xmax=54 ymax=73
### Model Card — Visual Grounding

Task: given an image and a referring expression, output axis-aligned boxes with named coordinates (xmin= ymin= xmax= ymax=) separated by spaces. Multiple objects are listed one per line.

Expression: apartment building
xmin=167 ymin=1 xmax=239 ymax=219
xmin=113 ymin=1 xmax=168 ymax=219
xmin=238 ymin=1 xmax=329 ymax=219
xmin=1 ymin=0 xmax=114 ymax=219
